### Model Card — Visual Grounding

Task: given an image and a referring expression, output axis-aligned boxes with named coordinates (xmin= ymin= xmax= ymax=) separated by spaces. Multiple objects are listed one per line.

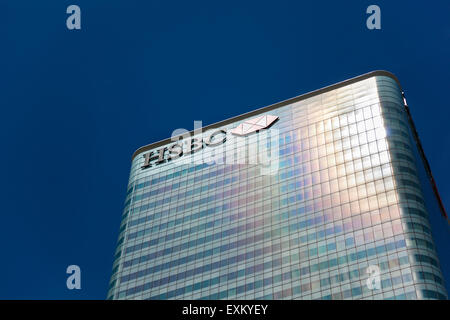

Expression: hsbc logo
xmin=230 ymin=115 xmax=278 ymax=136
xmin=140 ymin=115 xmax=279 ymax=174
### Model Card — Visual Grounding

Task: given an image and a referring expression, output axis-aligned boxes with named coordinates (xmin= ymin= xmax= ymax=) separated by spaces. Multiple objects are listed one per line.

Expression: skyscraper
xmin=108 ymin=71 xmax=449 ymax=300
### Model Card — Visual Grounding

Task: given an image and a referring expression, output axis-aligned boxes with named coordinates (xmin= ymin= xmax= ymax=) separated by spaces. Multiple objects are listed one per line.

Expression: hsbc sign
xmin=141 ymin=128 xmax=227 ymax=169
xmin=141 ymin=115 xmax=279 ymax=169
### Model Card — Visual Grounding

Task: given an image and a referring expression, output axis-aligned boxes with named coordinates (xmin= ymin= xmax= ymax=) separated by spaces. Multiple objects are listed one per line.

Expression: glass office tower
xmin=108 ymin=71 xmax=449 ymax=300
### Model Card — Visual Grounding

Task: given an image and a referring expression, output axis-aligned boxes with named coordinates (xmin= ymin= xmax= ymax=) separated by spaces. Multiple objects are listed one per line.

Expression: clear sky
xmin=0 ymin=1 xmax=449 ymax=299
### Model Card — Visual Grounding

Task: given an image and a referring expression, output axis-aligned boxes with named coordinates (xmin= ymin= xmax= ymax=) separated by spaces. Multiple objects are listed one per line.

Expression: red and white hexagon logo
xmin=230 ymin=115 xmax=279 ymax=136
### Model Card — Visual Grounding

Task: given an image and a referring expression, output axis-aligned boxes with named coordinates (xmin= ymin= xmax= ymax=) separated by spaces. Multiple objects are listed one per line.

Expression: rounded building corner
xmin=132 ymin=145 xmax=148 ymax=162
xmin=369 ymin=70 xmax=403 ymax=90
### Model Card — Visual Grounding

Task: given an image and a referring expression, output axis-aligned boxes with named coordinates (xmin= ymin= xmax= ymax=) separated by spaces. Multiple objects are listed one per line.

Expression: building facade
xmin=108 ymin=71 xmax=449 ymax=300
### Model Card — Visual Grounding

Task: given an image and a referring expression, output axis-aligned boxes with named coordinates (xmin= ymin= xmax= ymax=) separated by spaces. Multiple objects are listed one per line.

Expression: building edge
xmin=131 ymin=70 xmax=402 ymax=161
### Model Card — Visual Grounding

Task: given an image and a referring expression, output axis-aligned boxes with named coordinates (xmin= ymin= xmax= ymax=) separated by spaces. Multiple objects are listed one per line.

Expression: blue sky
xmin=0 ymin=1 xmax=448 ymax=299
